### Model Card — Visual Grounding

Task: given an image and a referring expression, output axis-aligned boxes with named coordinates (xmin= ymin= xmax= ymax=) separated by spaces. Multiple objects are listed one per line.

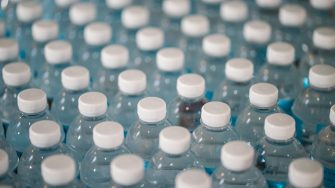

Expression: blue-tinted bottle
xmin=0 ymin=149 xmax=18 ymax=187
xmin=252 ymin=0 xmax=282 ymax=28
xmin=196 ymin=0 xmax=221 ymax=32
xmin=3 ymin=0 xmax=21 ymax=36
xmin=52 ymin=0 xmax=78 ymax=39
xmin=0 ymin=139 xmax=19 ymax=176
xmin=104 ymin=0 xmax=132 ymax=34
xmin=307 ymin=0 xmax=335 ymax=32
xmin=175 ymin=169 xmax=212 ymax=188
xmin=0 ymin=39 xmax=19 ymax=93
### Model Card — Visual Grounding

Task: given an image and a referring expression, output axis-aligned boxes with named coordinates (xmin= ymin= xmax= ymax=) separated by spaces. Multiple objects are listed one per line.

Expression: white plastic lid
xmin=0 ymin=21 xmax=4 ymax=37
xmin=289 ymin=158 xmax=323 ymax=188
xmin=2 ymin=62 xmax=31 ymax=87
xmin=29 ymin=120 xmax=61 ymax=148
xmin=69 ymin=2 xmax=96 ymax=26
xmin=61 ymin=66 xmax=89 ymax=91
xmin=279 ymin=4 xmax=306 ymax=27
xmin=121 ymin=6 xmax=149 ymax=29
xmin=330 ymin=105 xmax=335 ymax=126
xmin=221 ymin=141 xmax=255 ymax=171
xmin=163 ymin=0 xmax=190 ymax=18
xmin=220 ymin=1 xmax=248 ymax=22
xmin=156 ymin=48 xmax=184 ymax=72
xmin=313 ymin=27 xmax=335 ymax=50
xmin=136 ymin=27 xmax=164 ymax=51
xmin=18 ymin=88 xmax=47 ymax=114
xmin=243 ymin=20 xmax=271 ymax=44
xmin=44 ymin=40 xmax=72 ymax=64
xmin=203 ymin=34 xmax=231 ymax=57
xmin=181 ymin=15 xmax=209 ymax=37
xmin=225 ymin=58 xmax=254 ymax=82
xmin=101 ymin=45 xmax=129 ymax=69
xmin=118 ymin=69 xmax=147 ymax=95
xmin=55 ymin=0 xmax=79 ymax=8
xmin=137 ymin=97 xmax=166 ymax=123
xmin=159 ymin=126 xmax=191 ymax=155
xmin=0 ymin=149 xmax=9 ymax=176
xmin=111 ymin=154 xmax=144 ymax=186
xmin=106 ymin=0 xmax=132 ymax=10
xmin=310 ymin=0 xmax=333 ymax=10
xmin=201 ymin=101 xmax=231 ymax=128
xmin=84 ymin=22 xmax=112 ymax=46
xmin=309 ymin=64 xmax=335 ymax=89
xmin=264 ymin=113 xmax=295 ymax=140
xmin=175 ymin=169 xmax=212 ymax=188
xmin=42 ymin=154 xmax=76 ymax=186
xmin=249 ymin=83 xmax=278 ymax=108
xmin=78 ymin=92 xmax=107 ymax=117
xmin=256 ymin=0 xmax=282 ymax=8
xmin=177 ymin=74 xmax=205 ymax=99
xmin=267 ymin=42 xmax=295 ymax=65
xmin=93 ymin=121 xmax=124 ymax=149
xmin=16 ymin=1 xmax=42 ymax=23
xmin=0 ymin=39 xmax=19 ymax=62
xmin=32 ymin=20 xmax=59 ymax=43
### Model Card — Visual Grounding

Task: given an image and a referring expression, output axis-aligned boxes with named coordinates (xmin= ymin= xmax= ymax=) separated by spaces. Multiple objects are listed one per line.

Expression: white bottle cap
xmin=84 ymin=22 xmax=112 ymax=46
xmin=136 ymin=27 xmax=164 ymax=51
xmin=309 ymin=64 xmax=335 ymax=89
xmin=267 ymin=42 xmax=295 ymax=65
xmin=203 ymin=34 xmax=231 ymax=57
xmin=16 ymin=1 xmax=42 ymax=23
xmin=249 ymin=83 xmax=278 ymax=108
xmin=118 ymin=69 xmax=146 ymax=95
xmin=330 ymin=105 xmax=335 ymax=126
xmin=0 ymin=21 xmax=4 ymax=37
xmin=0 ymin=39 xmax=19 ymax=62
xmin=313 ymin=27 xmax=335 ymax=50
xmin=157 ymin=48 xmax=184 ymax=72
xmin=243 ymin=20 xmax=271 ymax=44
xmin=55 ymin=0 xmax=79 ymax=8
xmin=44 ymin=40 xmax=72 ymax=64
xmin=177 ymin=74 xmax=205 ymax=99
xmin=93 ymin=121 xmax=124 ymax=149
xmin=32 ymin=20 xmax=59 ymax=43
xmin=0 ymin=149 xmax=9 ymax=176
xmin=289 ymin=158 xmax=323 ymax=188
xmin=225 ymin=58 xmax=254 ymax=83
xmin=29 ymin=120 xmax=61 ymax=148
xmin=137 ymin=97 xmax=166 ymax=123
xmin=175 ymin=169 xmax=212 ymax=188
xmin=42 ymin=154 xmax=76 ymax=186
xmin=2 ymin=62 xmax=31 ymax=87
xmin=221 ymin=141 xmax=255 ymax=172
xmin=101 ymin=45 xmax=129 ymax=69
xmin=18 ymin=88 xmax=47 ymax=114
xmin=159 ymin=126 xmax=191 ymax=155
xmin=107 ymin=0 xmax=132 ymax=10
xmin=70 ymin=2 xmax=96 ymax=26
xmin=111 ymin=154 xmax=144 ymax=186
xmin=78 ymin=92 xmax=107 ymax=117
xmin=264 ymin=113 xmax=295 ymax=140
xmin=279 ymin=5 xmax=306 ymax=27
xmin=221 ymin=1 xmax=248 ymax=22
xmin=310 ymin=0 xmax=333 ymax=10
xmin=181 ymin=15 xmax=209 ymax=38
xmin=61 ymin=66 xmax=89 ymax=91
xmin=121 ymin=6 xmax=149 ymax=29
xmin=256 ymin=0 xmax=282 ymax=8
xmin=163 ymin=0 xmax=190 ymax=18
xmin=201 ymin=101 xmax=231 ymax=128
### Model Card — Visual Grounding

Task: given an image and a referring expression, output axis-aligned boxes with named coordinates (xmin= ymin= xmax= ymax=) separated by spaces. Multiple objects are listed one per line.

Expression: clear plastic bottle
xmin=214 ymin=58 xmax=253 ymax=125
xmin=256 ymin=113 xmax=307 ymax=187
xmin=3 ymin=0 xmax=22 ymax=37
xmin=147 ymin=126 xmax=203 ymax=187
xmin=0 ymin=149 xmax=17 ymax=187
xmin=235 ymin=83 xmax=281 ymax=147
xmin=175 ymin=169 xmax=212 ymax=188
xmin=191 ymin=101 xmax=240 ymax=174
xmin=80 ymin=121 xmax=129 ymax=187
xmin=252 ymin=0 xmax=282 ymax=27
xmin=307 ymin=0 xmax=335 ymax=32
xmin=66 ymin=91 xmax=110 ymax=162
xmin=0 ymin=139 xmax=19 ymax=178
xmin=212 ymin=141 xmax=268 ymax=188
xmin=196 ymin=0 xmax=221 ymax=32
xmin=0 ymin=39 xmax=19 ymax=93
xmin=168 ymin=74 xmax=207 ymax=132
xmin=104 ymin=0 xmax=132 ymax=36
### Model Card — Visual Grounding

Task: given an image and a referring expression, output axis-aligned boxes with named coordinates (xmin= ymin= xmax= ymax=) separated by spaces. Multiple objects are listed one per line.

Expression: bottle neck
xmin=80 ymin=114 xmax=106 ymax=121
xmin=20 ymin=109 xmax=47 ymax=117
xmin=202 ymin=120 xmax=231 ymax=132
xmin=265 ymin=136 xmax=294 ymax=144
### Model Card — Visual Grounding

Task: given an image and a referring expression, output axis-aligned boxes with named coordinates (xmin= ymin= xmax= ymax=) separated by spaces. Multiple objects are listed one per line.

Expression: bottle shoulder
xmin=192 ymin=124 xmax=240 ymax=144
xmin=256 ymin=138 xmax=307 ymax=158
xmin=150 ymin=151 xmax=203 ymax=169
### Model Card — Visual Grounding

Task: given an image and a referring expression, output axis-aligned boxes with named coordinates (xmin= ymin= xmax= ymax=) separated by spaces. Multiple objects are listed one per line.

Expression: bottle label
xmin=324 ymin=167 xmax=335 ymax=188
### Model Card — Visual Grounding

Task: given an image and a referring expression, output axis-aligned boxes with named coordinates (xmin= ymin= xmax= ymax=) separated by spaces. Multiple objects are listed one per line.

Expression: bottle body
xmin=237 ymin=42 xmax=267 ymax=73
xmin=0 ymin=139 xmax=19 ymax=174
xmin=148 ymin=71 xmax=181 ymax=102
xmin=179 ymin=36 xmax=203 ymax=73
xmin=133 ymin=50 xmax=157 ymax=78
xmin=13 ymin=22 xmax=33 ymax=59
xmin=79 ymin=46 xmax=104 ymax=77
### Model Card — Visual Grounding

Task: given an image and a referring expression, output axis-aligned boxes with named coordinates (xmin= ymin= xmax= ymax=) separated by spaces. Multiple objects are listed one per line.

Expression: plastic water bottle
xmin=235 ymin=83 xmax=281 ymax=147
xmin=143 ymin=0 xmax=163 ymax=27
xmin=286 ymin=158 xmax=323 ymax=188
xmin=252 ymin=0 xmax=282 ymax=27
xmin=214 ymin=58 xmax=253 ymax=125
xmin=18 ymin=120 xmax=71 ymax=187
xmin=6 ymin=88 xmax=60 ymax=154
xmin=175 ymin=169 xmax=212 ymax=188
xmin=197 ymin=34 xmax=231 ymax=100
xmin=212 ymin=141 xmax=268 ymax=187
xmin=147 ymin=126 xmax=203 ymax=187
xmin=256 ymin=113 xmax=307 ymax=187
xmin=255 ymin=42 xmax=299 ymax=112
xmin=312 ymin=105 xmax=335 ymax=188
xmin=191 ymin=101 xmax=240 ymax=174
xmin=0 ymin=149 xmax=17 ymax=187
xmin=0 ymin=139 xmax=19 ymax=178
xmin=0 ymin=39 xmax=19 ymax=93
xmin=3 ymin=0 xmax=20 ymax=36
xmin=80 ymin=121 xmax=129 ymax=187
xmin=292 ymin=64 xmax=335 ymax=151
xmin=307 ymin=0 xmax=335 ymax=30
xmin=109 ymin=69 xmax=147 ymax=132
xmin=51 ymin=66 xmax=90 ymax=133
xmin=168 ymin=74 xmax=207 ymax=132
xmin=104 ymin=0 xmax=132 ymax=35
xmin=196 ymin=0 xmax=221 ymax=32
